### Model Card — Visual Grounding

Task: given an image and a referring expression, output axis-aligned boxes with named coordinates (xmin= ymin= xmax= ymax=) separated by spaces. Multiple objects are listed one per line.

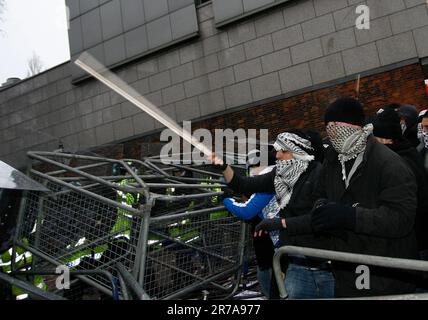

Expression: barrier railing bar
xmin=273 ymin=246 xmax=428 ymax=300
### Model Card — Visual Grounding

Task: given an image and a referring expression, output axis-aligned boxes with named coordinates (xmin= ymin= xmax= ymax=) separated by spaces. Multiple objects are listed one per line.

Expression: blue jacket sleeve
xmin=223 ymin=193 xmax=275 ymax=221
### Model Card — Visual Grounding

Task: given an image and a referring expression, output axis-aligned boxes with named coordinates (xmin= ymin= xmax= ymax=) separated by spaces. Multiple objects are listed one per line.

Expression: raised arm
xmin=228 ymin=168 xmax=276 ymax=195
xmin=209 ymin=153 xmax=276 ymax=194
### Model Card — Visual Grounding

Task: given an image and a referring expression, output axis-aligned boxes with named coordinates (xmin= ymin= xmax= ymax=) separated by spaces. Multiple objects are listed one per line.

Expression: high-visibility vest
xmin=0 ymin=239 xmax=47 ymax=298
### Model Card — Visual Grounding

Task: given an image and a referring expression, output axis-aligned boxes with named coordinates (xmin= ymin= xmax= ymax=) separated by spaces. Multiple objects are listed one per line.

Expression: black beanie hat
xmin=372 ymin=108 xmax=402 ymax=140
xmin=398 ymin=104 xmax=418 ymax=128
xmin=324 ymin=97 xmax=365 ymax=126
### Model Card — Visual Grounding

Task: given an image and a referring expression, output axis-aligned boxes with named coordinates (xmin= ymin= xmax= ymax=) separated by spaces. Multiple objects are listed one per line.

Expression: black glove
xmin=255 ymin=218 xmax=284 ymax=233
xmin=221 ymin=187 xmax=234 ymax=199
xmin=311 ymin=203 xmax=356 ymax=233
xmin=209 ymin=155 xmax=228 ymax=171
xmin=312 ymin=198 xmax=328 ymax=211
xmin=213 ymin=163 xmax=228 ymax=171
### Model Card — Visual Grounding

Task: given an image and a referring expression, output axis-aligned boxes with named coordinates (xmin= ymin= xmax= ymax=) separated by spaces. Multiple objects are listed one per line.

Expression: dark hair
xmin=267 ymin=144 xmax=277 ymax=166
xmin=304 ymin=129 xmax=325 ymax=163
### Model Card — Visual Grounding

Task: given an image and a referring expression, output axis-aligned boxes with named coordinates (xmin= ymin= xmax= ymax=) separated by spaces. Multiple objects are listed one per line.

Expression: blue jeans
xmin=257 ymin=267 xmax=273 ymax=298
xmin=285 ymin=263 xmax=335 ymax=299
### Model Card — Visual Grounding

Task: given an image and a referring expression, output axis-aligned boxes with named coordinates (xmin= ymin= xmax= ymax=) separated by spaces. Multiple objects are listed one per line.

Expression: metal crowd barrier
xmin=273 ymin=246 xmax=428 ymax=300
xmin=6 ymin=151 xmax=250 ymax=300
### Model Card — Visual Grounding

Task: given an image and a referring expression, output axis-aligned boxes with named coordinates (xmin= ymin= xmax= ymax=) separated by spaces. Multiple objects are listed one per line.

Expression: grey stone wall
xmin=212 ymin=0 xmax=292 ymax=26
xmin=67 ymin=0 xmax=199 ymax=80
xmin=1 ymin=0 xmax=427 ymax=168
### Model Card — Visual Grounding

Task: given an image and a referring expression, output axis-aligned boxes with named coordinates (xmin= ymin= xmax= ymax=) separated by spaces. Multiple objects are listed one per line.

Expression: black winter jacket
xmin=389 ymin=140 xmax=428 ymax=251
xmin=313 ymin=135 xmax=418 ymax=297
xmin=417 ymin=143 xmax=428 ymax=176
xmin=228 ymin=161 xmax=323 ymax=248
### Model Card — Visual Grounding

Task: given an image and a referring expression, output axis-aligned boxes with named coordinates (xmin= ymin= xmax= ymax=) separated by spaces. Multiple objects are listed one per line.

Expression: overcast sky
xmin=0 ymin=0 xmax=70 ymax=85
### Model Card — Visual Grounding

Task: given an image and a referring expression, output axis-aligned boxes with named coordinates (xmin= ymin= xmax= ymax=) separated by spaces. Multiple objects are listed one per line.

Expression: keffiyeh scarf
xmin=262 ymin=197 xmax=281 ymax=247
xmin=273 ymin=133 xmax=314 ymax=209
xmin=327 ymin=123 xmax=373 ymax=181
xmin=418 ymin=123 xmax=428 ymax=149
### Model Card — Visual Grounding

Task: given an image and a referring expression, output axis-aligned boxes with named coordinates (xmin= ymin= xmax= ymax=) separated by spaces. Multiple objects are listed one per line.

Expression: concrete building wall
xmin=68 ymin=0 xmax=199 ymax=81
xmin=0 ymin=0 xmax=428 ymax=168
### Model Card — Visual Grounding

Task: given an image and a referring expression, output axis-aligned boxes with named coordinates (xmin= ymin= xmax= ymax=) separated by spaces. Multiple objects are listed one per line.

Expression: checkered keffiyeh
xmin=274 ymin=159 xmax=311 ymax=209
xmin=262 ymin=197 xmax=281 ymax=247
xmin=273 ymin=132 xmax=314 ymax=209
xmin=327 ymin=123 xmax=373 ymax=181
xmin=273 ymin=132 xmax=313 ymax=155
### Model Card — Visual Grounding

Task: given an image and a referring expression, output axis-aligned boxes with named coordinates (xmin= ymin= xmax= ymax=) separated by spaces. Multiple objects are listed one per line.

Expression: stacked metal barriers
xmin=10 ymin=151 xmax=250 ymax=300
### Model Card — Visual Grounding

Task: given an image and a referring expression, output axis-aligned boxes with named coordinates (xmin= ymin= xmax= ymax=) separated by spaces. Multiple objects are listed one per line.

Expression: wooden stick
xmin=355 ymin=74 xmax=361 ymax=100
xmin=75 ymin=52 xmax=212 ymax=158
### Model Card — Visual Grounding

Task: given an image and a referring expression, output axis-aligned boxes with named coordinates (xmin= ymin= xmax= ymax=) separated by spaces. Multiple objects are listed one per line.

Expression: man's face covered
xmin=326 ymin=122 xmax=373 ymax=182
xmin=326 ymin=122 xmax=365 ymax=155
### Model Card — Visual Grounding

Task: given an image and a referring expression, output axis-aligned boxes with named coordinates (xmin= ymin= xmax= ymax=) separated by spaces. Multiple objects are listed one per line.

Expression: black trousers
xmin=248 ymin=217 xmax=279 ymax=299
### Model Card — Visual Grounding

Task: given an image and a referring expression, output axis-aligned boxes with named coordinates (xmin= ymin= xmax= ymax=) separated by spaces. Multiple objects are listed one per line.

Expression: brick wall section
xmin=104 ymin=62 xmax=428 ymax=160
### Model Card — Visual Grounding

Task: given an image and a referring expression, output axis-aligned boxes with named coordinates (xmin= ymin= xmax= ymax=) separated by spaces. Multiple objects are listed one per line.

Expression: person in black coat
xmin=214 ymin=130 xmax=326 ymax=247
xmin=377 ymin=103 xmax=420 ymax=148
xmin=372 ymin=108 xmax=428 ymax=255
xmin=310 ymin=98 xmax=418 ymax=297
xmin=211 ymin=129 xmax=335 ymax=299
xmin=398 ymin=104 xmax=420 ymax=148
